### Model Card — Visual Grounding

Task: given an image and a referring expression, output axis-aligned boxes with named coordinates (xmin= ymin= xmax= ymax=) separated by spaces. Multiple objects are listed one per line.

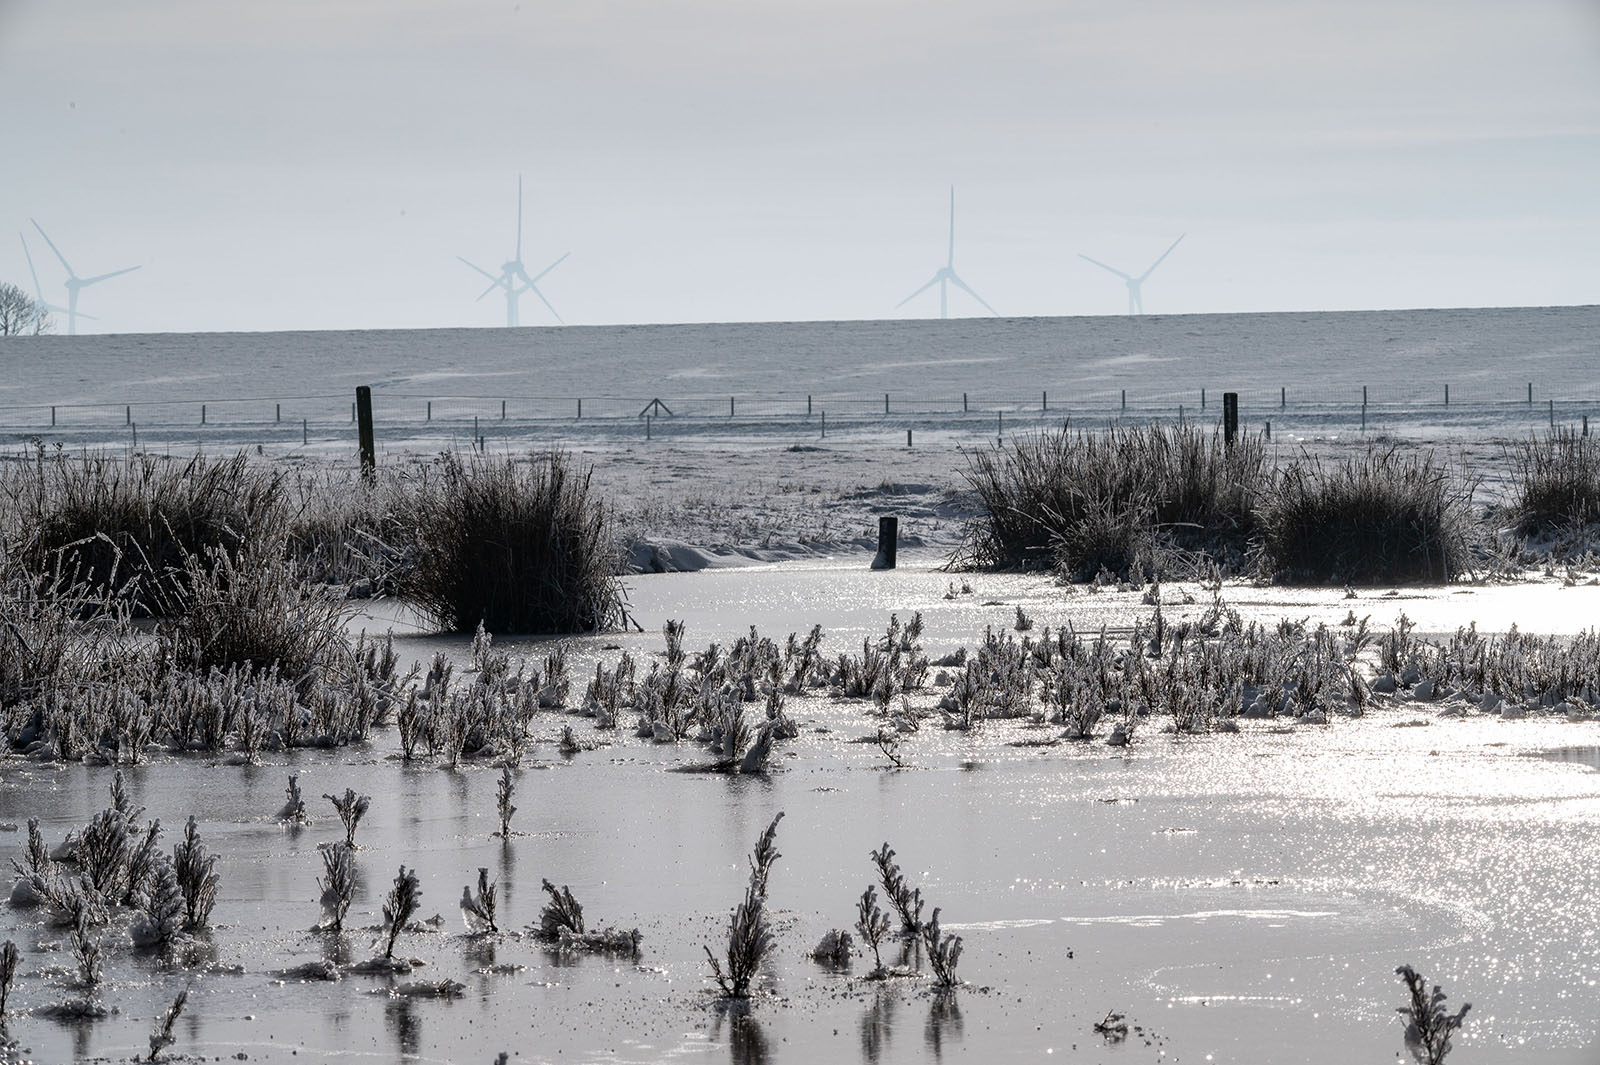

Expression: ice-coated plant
xmin=0 ymin=939 xmax=19 ymax=1016
xmin=747 ymin=812 xmax=784 ymax=900
xmin=281 ymin=773 xmax=307 ymax=822
xmin=921 ymin=907 xmax=963 ymax=987
xmin=704 ymin=811 xmax=785 ymax=999
xmin=318 ymin=843 xmax=357 ymax=933
xmin=869 ymin=842 xmax=923 ymax=934
xmin=855 ymin=886 xmax=891 ymax=977
xmin=172 ymin=816 xmax=220 ymax=931
xmin=130 ymin=853 xmax=185 ymax=950
xmin=147 ymin=985 xmax=188 ymax=1062
xmin=325 ymin=788 xmax=371 ymax=849
xmin=1396 ymin=964 xmax=1470 ymax=1065
xmin=536 ymin=879 xmax=585 ymax=940
xmin=71 ymin=905 xmax=103 ymax=990
xmin=496 ymin=767 xmax=516 ymax=838
xmin=705 ymin=880 xmax=773 ymax=999
xmin=382 ymin=865 xmax=422 ymax=960
xmin=460 ymin=867 xmax=498 ymax=934
xmin=811 ymin=929 xmax=853 ymax=965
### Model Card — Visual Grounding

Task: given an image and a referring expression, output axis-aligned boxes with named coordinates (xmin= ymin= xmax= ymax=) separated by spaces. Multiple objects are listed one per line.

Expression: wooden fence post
xmin=1223 ymin=392 xmax=1238 ymax=446
xmin=871 ymin=516 xmax=898 ymax=570
xmin=356 ymin=386 xmax=375 ymax=479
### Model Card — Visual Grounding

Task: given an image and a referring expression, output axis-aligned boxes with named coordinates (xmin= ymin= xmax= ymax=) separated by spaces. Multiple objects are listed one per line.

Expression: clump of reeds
xmin=325 ymin=789 xmax=371 ymax=848
xmin=460 ymin=868 xmax=498 ymax=934
xmin=1 ymin=451 xmax=288 ymax=612
xmin=1256 ymin=448 xmax=1474 ymax=584
xmin=318 ymin=843 xmax=357 ymax=933
xmin=705 ymin=813 xmax=784 ymax=998
xmin=147 ymin=985 xmax=188 ymax=1062
xmin=1504 ymin=429 xmax=1600 ymax=538
xmin=382 ymin=866 xmax=422 ymax=960
xmin=404 ymin=451 xmax=626 ymax=634
xmin=1395 ymin=964 xmax=1470 ymax=1064
xmin=957 ymin=424 xmax=1266 ymax=579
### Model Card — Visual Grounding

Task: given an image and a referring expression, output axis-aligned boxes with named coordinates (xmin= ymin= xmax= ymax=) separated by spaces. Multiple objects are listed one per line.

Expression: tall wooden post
xmin=356 ymin=386 xmax=375 ymax=479
xmin=1223 ymin=392 xmax=1238 ymax=447
xmin=871 ymin=516 xmax=898 ymax=570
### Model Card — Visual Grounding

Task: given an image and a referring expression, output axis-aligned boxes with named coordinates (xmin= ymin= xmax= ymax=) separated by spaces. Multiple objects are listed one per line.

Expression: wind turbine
xmin=29 ymin=220 xmax=140 ymax=335
xmin=18 ymin=233 xmax=71 ymax=335
xmin=1079 ymin=234 xmax=1185 ymax=315
xmin=896 ymin=187 xmax=997 ymax=319
xmin=458 ymin=175 xmax=569 ymax=327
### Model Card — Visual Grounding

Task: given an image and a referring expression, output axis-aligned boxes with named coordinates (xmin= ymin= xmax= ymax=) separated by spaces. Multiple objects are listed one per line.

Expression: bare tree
xmin=0 ymin=281 xmax=49 ymax=336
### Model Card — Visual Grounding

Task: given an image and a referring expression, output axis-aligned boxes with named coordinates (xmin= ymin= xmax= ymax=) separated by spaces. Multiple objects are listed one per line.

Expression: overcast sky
xmin=2 ymin=0 xmax=1597 ymax=334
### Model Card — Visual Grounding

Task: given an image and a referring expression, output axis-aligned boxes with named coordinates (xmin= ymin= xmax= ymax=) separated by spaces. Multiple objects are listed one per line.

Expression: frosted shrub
xmin=536 ymin=879 xmax=585 ymax=941
xmin=148 ymin=986 xmax=189 ymax=1062
xmin=704 ymin=812 xmax=784 ymax=999
xmin=382 ymin=866 xmax=422 ymax=960
xmin=131 ymin=854 xmax=185 ymax=950
xmin=1395 ymin=964 xmax=1470 ymax=1065
xmin=921 ymin=907 xmax=963 ymax=987
xmin=460 ymin=868 xmax=498 ymax=934
xmin=855 ymin=887 xmax=892 ymax=977
xmin=172 ymin=817 xmax=220 ymax=931
xmin=869 ymin=843 xmax=924 ymax=934
xmin=325 ymin=788 xmax=371 ymax=849
xmin=0 ymin=940 xmax=19 ymax=1016
xmin=317 ymin=843 xmax=356 ymax=933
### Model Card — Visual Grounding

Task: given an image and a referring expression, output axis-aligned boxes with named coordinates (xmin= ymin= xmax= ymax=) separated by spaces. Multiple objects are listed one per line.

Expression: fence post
xmin=131 ymin=422 xmax=137 ymax=449
xmin=730 ymin=397 xmax=735 ymax=417
xmin=884 ymin=393 xmax=890 ymax=415
xmin=1265 ymin=420 xmax=1271 ymax=440
xmin=1528 ymin=382 xmax=1533 ymax=404
xmin=871 ymin=516 xmax=898 ymax=570
xmin=351 ymin=402 xmax=355 ymax=423
xmin=1549 ymin=398 xmax=1555 ymax=428
xmin=1444 ymin=384 xmax=1449 ymax=407
xmin=1202 ymin=388 xmax=1206 ymax=410
xmin=356 ymin=386 xmax=375 ymax=479
xmin=906 ymin=428 xmax=912 ymax=447
xmin=1223 ymin=392 xmax=1238 ymax=446
xmin=821 ymin=410 xmax=825 ymax=438
xmin=963 ymin=392 xmax=968 ymax=412
xmin=201 ymin=404 xmax=206 ymax=425
xmin=807 ymin=394 xmax=812 ymax=416
xmin=1584 ymin=414 xmax=1590 ymax=437
xmin=997 ymin=411 xmax=1003 ymax=445
xmin=1280 ymin=386 xmax=1285 ymax=409
xmin=646 ymin=415 xmax=651 ymax=441
xmin=577 ymin=398 xmax=582 ymax=419
xmin=474 ymin=415 xmax=479 ymax=439
xmin=1362 ymin=385 xmax=1368 ymax=408
xmin=427 ymin=401 xmax=431 ymax=422
xmin=50 ymin=405 xmax=55 ymax=427
xmin=1042 ymin=390 xmax=1048 ymax=412
xmin=501 ymin=399 xmax=506 ymax=420
xmin=1121 ymin=389 xmax=1126 ymax=412
xmin=303 ymin=418 xmax=308 ymax=446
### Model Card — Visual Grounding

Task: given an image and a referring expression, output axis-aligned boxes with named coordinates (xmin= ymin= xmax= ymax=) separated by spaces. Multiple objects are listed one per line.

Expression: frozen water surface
xmin=3 ymin=560 xmax=1598 ymax=1063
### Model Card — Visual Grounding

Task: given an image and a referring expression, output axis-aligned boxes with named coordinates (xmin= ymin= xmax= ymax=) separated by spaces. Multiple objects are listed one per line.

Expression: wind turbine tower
xmin=896 ymin=187 xmax=997 ymax=319
xmin=459 ymin=176 xmax=569 ymax=327
xmin=1079 ymin=234 xmax=1185 ymax=315
xmin=28 ymin=221 xmax=140 ymax=336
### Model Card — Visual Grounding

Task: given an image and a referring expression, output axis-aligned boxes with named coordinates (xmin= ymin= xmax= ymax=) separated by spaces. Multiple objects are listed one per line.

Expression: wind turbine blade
xmin=528 ymin=283 xmax=563 ymax=324
xmin=895 ymin=273 xmax=942 ymax=309
xmin=947 ymin=186 xmax=956 ymax=268
xmin=1078 ymin=253 xmax=1132 ymax=281
xmin=19 ymin=234 xmax=45 ymax=300
xmin=515 ymin=174 xmax=524 ymax=262
xmin=528 ymin=251 xmax=569 ymax=284
xmin=30 ymin=220 xmax=76 ymax=277
xmin=78 ymin=265 xmax=140 ymax=287
xmin=1136 ymin=233 xmax=1186 ymax=282
xmin=476 ymin=278 xmax=503 ymax=301
xmin=458 ymin=256 xmax=501 ymax=284
xmin=947 ymin=272 xmax=998 ymax=316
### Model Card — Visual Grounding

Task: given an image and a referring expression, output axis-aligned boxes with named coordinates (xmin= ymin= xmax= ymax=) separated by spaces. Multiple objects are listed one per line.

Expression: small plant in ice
xmin=172 ymin=816 xmax=220 ymax=931
xmin=921 ymin=907 xmax=963 ymax=987
xmin=1395 ymin=964 xmax=1470 ymax=1065
xmin=811 ymin=929 xmax=853 ymax=965
xmin=382 ymin=866 xmax=422 ymax=961
xmin=705 ymin=812 xmax=786 ymax=1000
xmin=318 ymin=843 xmax=356 ymax=933
xmin=280 ymin=773 xmax=308 ymax=822
xmin=874 ymin=725 xmax=906 ymax=768
xmin=325 ymin=788 xmax=371 ymax=848
xmin=0 ymin=939 xmax=19 ymax=1017
xmin=536 ymin=879 xmax=585 ymax=940
xmin=131 ymin=853 xmax=185 ymax=949
xmin=147 ymin=985 xmax=188 ymax=1062
xmin=747 ymin=812 xmax=783 ymax=900
xmin=460 ymin=867 xmax=498 ymax=934
xmin=1094 ymin=1009 xmax=1129 ymax=1042
xmin=495 ymin=767 xmax=516 ymax=838
xmin=71 ymin=905 xmax=103 ymax=990
xmin=855 ymin=887 xmax=891 ymax=977
xmin=1013 ymin=604 xmax=1033 ymax=632
xmin=869 ymin=842 xmax=923 ymax=934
